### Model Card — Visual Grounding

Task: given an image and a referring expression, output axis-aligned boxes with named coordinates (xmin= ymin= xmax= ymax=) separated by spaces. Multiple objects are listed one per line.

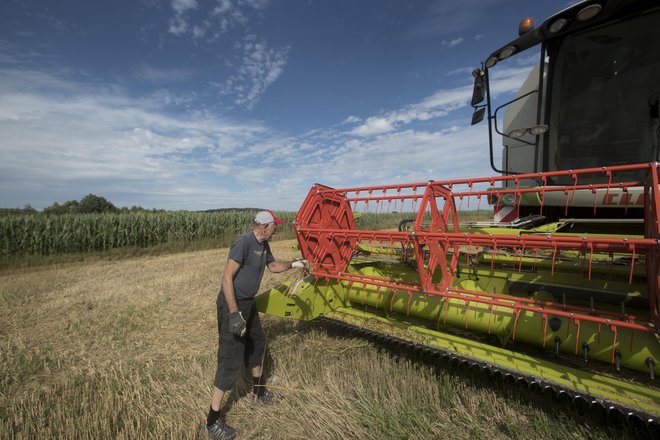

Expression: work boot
xmin=250 ymin=388 xmax=282 ymax=404
xmin=206 ymin=419 xmax=237 ymax=440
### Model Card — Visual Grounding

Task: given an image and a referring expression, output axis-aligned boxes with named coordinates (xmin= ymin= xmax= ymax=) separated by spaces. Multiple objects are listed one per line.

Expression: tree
xmin=42 ymin=200 xmax=79 ymax=215
xmin=77 ymin=194 xmax=118 ymax=214
xmin=22 ymin=204 xmax=37 ymax=214
xmin=0 ymin=205 xmax=37 ymax=216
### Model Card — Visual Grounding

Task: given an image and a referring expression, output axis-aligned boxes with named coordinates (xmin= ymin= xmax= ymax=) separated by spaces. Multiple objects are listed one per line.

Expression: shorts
xmin=213 ymin=293 xmax=266 ymax=391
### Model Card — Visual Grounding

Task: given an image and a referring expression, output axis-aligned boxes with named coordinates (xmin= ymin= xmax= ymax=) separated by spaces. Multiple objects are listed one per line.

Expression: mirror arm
xmin=489 ymin=89 xmax=539 ymax=174
xmin=493 ymin=90 xmax=539 ymax=146
xmin=485 ymin=67 xmax=506 ymax=175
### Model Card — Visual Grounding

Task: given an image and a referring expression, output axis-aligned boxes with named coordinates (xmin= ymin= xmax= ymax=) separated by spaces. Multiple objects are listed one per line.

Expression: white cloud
xmin=168 ymin=0 xmax=198 ymax=35
xmin=446 ymin=67 xmax=473 ymax=76
xmin=162 ymin=1 xmax=287 ymax=108
xmin=169 ymin=0 xmax=269 ymax=39
xmin=0 ymin=51 xmax=535 ymax=210
xmin=350 ymin=117 xmax=394 ymax=136
xmin=172 ymin=0 xmax=198 ymax=14
xmin=284 ymin=126 xmax=495 ymax=194
xmin=214 ymin=0 xmax=233 ymax=15
xmin=348 ymin=62 xmax=535 ymax=139
xmin=441 ymin=37 xmax=464 ymax=48
xmin=239 ymin=0 xmax=271 ymax=10
xmin=135 ymin=65 xmax=195 ymax=83
xmin=168 ymin=16 xmax=188 ymax=36
xmin=349 ymin=85 xmax=469 ymax=137
xmin=0 ymin=67 xmax=275 ymax=210
xmin=297 ymin=61 xmax=535 ymax=193
xmin=216 ymin=35 xmax=289 ymax=109
xmin=192 ymin=23 xmax=208 ymax=39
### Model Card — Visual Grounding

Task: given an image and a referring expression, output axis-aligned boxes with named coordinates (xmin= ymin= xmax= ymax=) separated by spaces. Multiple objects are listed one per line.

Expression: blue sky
xmin=1 ymin=0 xmax=574 ymax=211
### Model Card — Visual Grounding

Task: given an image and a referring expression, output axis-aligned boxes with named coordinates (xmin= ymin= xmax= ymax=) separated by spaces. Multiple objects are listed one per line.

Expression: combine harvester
xmin=257 ymin=0 xmax=660 ymax=426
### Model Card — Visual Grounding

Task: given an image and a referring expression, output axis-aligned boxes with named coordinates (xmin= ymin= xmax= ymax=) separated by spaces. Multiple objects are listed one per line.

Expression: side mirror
xmin=471 ymin=68 xmax=486 ymax=106
xmin=471 ymin=108 xmax=485 ymax=125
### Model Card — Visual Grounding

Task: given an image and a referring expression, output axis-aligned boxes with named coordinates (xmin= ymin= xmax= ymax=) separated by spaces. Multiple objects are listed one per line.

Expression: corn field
xmin=0 ymin=210 xmax=491 ymax=258
xmin=0 ymin=210 xmax=296 ymax=257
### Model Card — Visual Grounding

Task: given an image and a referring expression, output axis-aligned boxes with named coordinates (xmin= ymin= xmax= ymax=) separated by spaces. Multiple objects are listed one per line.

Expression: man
xmin=206 ymin=210 xmax=307 ymax=440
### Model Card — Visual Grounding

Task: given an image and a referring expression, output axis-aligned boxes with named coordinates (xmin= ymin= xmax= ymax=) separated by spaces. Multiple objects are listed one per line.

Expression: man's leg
xmin=206 ymin=296 xmax=242 ymax=438
xmin=243 ymin=301 xmax=266 ymax=397
xmin=210 ymin=297 xmax=230 ymax=418
xmin=250 ymin=365 xmax=263 ymax=378
xmin=244 ymin=304 xmax=280 ymax=402
xmin=211 ymin=386 xmax=225 ymax=411
xmin=250 ymin=365 xmax=264 ymax=398
xmin=206 ymin=356 xmax=239 ymax=439
xmin=206 ymin=393 xmax=237 ymax=440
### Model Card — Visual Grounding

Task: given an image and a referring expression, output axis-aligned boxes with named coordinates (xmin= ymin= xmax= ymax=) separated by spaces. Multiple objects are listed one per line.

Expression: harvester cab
xmin=471 ymin=0 xmax=660 ymax=224
xmin=257 ymin=0 xmax=660 ymax=428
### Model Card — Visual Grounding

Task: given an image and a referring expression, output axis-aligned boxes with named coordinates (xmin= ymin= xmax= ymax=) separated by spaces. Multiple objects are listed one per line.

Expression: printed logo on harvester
xmin=253 ymin=250 xmax=264 ymax=257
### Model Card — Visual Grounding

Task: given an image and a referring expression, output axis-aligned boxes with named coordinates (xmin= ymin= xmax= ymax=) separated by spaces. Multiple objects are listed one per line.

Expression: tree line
xmin=1 ymin=195 xmax=268 ymax=217
xmin=1 ymin=194 xmax=167 ymax=216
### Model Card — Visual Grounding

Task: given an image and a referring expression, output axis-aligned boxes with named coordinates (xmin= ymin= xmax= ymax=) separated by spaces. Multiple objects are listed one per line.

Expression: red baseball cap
xmin=255 ymin=210 xmax=285 ymax=225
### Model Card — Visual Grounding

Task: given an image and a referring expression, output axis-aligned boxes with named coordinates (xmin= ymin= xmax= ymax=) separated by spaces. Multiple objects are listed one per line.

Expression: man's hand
xmin=228 ymin=311 xmax=246 ymax=337
xmin=291 ymin=259 xmax=310 ymax=270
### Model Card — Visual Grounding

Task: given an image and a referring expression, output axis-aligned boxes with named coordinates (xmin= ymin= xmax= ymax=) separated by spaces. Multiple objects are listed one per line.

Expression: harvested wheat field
xmin=0 ymin=240 xmax=649 ymax=439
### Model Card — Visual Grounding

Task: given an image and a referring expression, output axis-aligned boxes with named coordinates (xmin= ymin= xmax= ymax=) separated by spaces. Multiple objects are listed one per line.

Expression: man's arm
xmin=267 ymin=260 xmax=295 ymax=273
xmin=222 ymin=259 xmax=242 ymax=313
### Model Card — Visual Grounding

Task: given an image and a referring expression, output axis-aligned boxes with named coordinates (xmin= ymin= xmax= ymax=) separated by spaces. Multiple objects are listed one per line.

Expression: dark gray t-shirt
xmin=224 ymin=231 xmax=275 ymax=300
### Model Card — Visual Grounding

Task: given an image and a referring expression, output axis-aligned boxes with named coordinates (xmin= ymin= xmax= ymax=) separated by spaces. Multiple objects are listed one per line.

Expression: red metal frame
xmin=294 ymin=163 xmax=660 ymax=338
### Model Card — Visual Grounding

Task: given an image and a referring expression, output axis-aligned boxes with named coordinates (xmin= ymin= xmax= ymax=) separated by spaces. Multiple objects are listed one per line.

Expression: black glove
xmin=228 ymin=311 xmax=246 ymax=337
